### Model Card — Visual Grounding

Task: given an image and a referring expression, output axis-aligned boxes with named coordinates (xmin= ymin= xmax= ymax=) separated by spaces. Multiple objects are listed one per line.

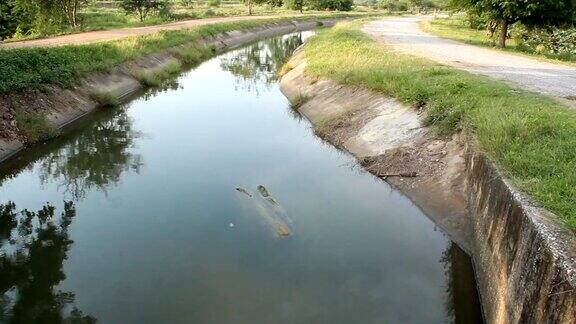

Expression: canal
xmin=0 ymin=31 xmax=483 ymax=323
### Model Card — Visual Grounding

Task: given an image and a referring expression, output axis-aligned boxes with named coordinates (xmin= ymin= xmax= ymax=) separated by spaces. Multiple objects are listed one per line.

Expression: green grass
xmin=304 ymin=21 xmax=576 ymax=229
xmin=90 ymin=90 xmax=119 ymax=107
xmin=421 ymin=17 xmax=576 ymax=64
xmin=289 ymin=92 xmax=310 ymax=109
xmin=135 ymin=60 xmax=183 ymax=87
xmin=14 ymin=109 xmax=59 ymax=144
xmin=0 ymin=14 xmax=377 ymax=94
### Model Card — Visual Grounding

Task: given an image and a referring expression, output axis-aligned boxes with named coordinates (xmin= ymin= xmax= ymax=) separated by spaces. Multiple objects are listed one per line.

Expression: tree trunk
xmin=499 ymin=17 xmax=509 ymax=48
xmin=248 ymin=2 xmax=253 ymax=15
xmin=72 ymin=0 xmax=78 ymax=28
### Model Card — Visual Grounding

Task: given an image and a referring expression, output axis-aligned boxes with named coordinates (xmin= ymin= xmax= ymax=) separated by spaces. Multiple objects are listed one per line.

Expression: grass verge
xmin=14 ymin=109 xmax=59 ymax=144
xmin=305 ymin=21 xmax=576 ymax=229
xmin=420 ymin=17 xmax=576 ymax=64
xmin=0 ymin=13 xmax=377 ymax=94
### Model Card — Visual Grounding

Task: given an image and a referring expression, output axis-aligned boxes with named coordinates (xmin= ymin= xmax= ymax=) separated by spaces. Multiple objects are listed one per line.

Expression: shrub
xmin=203 ymin=8 xmax=216 ymax=17
xmin=179 ymin=0 xmax=194 ymax=7
xmin=516 ymin=27 xmax=576 ymax=57
xmin=207 ymin=0 xmax=221 ymax=7
xmin=309 ymin=0 xmax=353 ymax=11
xmin=378 ymin=0 xmax=408 ymax=11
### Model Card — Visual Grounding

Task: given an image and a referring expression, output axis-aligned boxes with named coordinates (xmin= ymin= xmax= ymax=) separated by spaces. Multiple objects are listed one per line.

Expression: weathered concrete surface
xmin=280 ymin=49 xmax=472 ymax=252
xmin=0 ymin=18 xmax=343 ymax=164
xmin=466 ymin=148 xmax=576 ymax=324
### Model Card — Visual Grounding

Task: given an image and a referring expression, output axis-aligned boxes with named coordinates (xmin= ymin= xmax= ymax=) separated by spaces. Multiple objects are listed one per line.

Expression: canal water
xmin=0 ymin=31 xmax=483 ymax=323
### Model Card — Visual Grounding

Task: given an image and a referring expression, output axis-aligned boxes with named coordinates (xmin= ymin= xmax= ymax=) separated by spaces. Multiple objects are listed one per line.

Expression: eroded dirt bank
xmin=280 ymin=48 xmax=576 ymax=323
xmin=0 ymin=19 xmax=343 ymax=164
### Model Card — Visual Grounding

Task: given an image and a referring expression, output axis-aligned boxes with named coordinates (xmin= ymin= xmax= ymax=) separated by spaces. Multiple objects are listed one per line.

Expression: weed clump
xmin=136 ymin=61 xmax=182 ymax=87
xmin=90 ymin=90 xmax=119 ymax=107
xmin=290 ymin=93 xmax=310 ymax=109
xmin=173 ymin=46 xmax=212 ymax=65
xmin=14 ymin=109 xmax=59 ymax=144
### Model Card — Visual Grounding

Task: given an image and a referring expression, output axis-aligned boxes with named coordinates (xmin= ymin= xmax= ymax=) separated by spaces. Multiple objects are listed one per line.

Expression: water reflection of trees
xmin=220 ymin=32 xmax=305 ymax=94
xmin=0 ymin=201 xmax=96 ymax=323
xmin=38 ymin=110 xmax=143 ymax=200
xmin=441 ymin=243 xmax=484 ymax=324
xmin=0 ymin=108 xmax=144 ymax=200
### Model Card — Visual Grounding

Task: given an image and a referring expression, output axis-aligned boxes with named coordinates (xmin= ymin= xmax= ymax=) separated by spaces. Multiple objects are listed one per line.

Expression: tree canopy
xmin=451 ymin=0 xmax=576 ymax=47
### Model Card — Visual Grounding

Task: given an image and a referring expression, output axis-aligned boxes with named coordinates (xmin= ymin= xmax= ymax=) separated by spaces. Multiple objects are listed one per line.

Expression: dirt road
xmin=362 ymin=17 xmax=576 ymax=103
xmin=0 ymin=15 xmax=279 ymax=49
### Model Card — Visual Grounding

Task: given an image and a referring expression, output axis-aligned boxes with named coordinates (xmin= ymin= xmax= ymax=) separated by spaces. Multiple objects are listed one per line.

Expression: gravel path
xmin=0 ymin=15 xmax=278 ymax=49
xmin=362 ymin=17 xmax=576 ymax=103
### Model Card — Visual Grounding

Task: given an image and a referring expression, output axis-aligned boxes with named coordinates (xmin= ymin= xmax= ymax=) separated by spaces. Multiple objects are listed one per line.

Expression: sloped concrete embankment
xmin=280 ymin=48 xmax=576 ymax=323
xmin=0 ymin=19 xmax=343 ymax=164
xmin=280 ymin=48 xmax=472 ymax=251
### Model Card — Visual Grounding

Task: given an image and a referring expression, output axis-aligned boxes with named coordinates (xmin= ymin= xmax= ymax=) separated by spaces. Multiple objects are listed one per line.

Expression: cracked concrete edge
xmin=0 ymin=18 xmax=346 ymax=165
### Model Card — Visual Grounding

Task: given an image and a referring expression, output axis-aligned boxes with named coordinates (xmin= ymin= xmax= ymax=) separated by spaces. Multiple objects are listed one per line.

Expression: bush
xmin=516 ymin=27 xmax=576 ymax=57
xmin=207 ymin=0 xmax=221 ymax=7
xmin=203 ymin=8 xmax=216 ymax=17
xmin=179 ymin=0 xmax=194 ymax=7
xmin=309 ymin=0 xmax=353 ymax=11
xmin=378 ymin=0 xmax=408 ymax=11
xmin=465 ymin=11 xmax=489 ymax=30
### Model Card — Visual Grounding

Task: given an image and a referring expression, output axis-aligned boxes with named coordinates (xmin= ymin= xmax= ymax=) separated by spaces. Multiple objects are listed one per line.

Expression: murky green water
xmin=0 ymin=32 xmax=483 ymax=323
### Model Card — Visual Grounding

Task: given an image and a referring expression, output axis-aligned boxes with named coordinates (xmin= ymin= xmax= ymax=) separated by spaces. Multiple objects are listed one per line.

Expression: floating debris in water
xmin=276 ymin=223 xmax=290 ymax=237
xmin=235 ymin=187 xmax=252 ymax=197
xmin=236 ymin=185 xmax=293 ymax=237
xmin=257 ymin=185 xmax=270 ymax=198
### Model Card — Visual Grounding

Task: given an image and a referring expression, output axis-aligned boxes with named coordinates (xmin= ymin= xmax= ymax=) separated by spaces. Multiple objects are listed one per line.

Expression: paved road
xmin=0 ymin=15 xmax=280 ymax=49
xmin=362 ymin=17 xmax=576 ymax=103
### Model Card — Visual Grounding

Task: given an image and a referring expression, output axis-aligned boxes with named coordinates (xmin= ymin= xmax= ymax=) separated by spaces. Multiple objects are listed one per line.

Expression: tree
xmin=54 ymin=0 xmax=86 ymax=28
xmin=308 ymin=0 xmax=353 ymax=11
xmin=121 ymin=0 xmax=166 ymax=22
xmin=452 ymin=0 xmax=576 ymax=48
xmin=242 ymin=0 xmax=282 ymax=14
xmin=0 ymin=1 xmax=19 ymax=40
xmin=285 ymin=0 xmax=304 ymax=12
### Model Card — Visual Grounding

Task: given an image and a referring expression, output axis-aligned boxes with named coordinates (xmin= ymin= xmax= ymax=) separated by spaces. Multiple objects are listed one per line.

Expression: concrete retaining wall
xmin=466 ymin=147 xmax=576 ymax=323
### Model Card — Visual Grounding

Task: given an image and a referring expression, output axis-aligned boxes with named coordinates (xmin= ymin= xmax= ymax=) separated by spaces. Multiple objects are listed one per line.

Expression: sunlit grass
xmin=305 ymin=21 xmax=576 ymax=229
